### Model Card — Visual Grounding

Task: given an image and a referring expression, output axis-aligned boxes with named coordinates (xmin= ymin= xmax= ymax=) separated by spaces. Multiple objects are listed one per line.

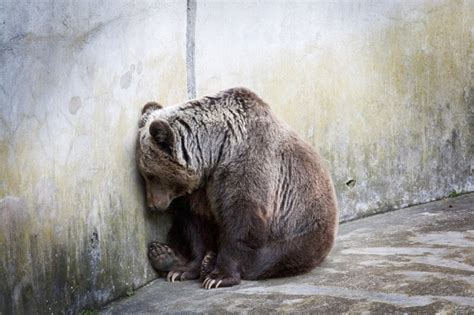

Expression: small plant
xmin=126 ymin=288 xmax=135 ymax=297
xmin=79 ymin=310 xmax=98 ymax=315
xmin=447 ymin=190 xmax=461 ymax=198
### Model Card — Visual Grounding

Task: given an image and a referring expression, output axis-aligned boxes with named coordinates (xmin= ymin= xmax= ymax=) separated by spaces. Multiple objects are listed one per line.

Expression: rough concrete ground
xmin=101 ymin=194 xmax=474 ymax=314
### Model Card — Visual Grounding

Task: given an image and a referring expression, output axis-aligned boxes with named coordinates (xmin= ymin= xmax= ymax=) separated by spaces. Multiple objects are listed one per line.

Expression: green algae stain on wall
xmin=0 ymin=1 xmax=187 ymax=313
xmin=247 ymin=0 xmax=473 ymax=220
xmin=1 ymin=0 xmax=473 ymax=313
xmin=0 ymin=106 xmax=173 ymax=313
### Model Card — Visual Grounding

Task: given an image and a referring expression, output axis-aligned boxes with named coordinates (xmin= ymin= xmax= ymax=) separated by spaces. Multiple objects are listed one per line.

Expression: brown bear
xmin=137 ymin=88 xmax=338 ymax=289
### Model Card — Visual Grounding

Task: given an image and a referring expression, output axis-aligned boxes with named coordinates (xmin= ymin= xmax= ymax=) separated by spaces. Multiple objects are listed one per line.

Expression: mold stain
xmin=69 ymin=96 xmax=82 ymax=115
xmin=137 ymin=61 xmax=143 ymax=75
xmin=0 ymin=54 xmax=181 ymax=315
xmin=120 ymin=70 xmax=133 ymax=89
xmin=0 ymin=0 xmax=471 ymax=313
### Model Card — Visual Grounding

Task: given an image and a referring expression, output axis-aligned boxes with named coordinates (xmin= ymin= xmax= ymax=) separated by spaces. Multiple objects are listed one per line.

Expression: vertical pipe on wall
xmin=186 ymin=0 xmax=197 ymax=99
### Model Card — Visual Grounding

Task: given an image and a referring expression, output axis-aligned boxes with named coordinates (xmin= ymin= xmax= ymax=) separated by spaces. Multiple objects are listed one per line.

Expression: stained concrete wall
xmin=0 ymin=1 xmax=187 ymax=313
xmin=194 ymin=0 xmax=474 ymax=220
xmin=0 ymin=0 xmax=472 ymax=313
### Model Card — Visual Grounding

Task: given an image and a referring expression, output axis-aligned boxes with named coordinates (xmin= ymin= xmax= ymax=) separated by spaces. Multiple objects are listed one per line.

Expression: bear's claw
xmin=167 ymin=271 xmax=182 ymax=282
xmin=202 ymin=272 xmax=240 ymax=289
xmin=166 ymin=268 xmax=200 ymax=282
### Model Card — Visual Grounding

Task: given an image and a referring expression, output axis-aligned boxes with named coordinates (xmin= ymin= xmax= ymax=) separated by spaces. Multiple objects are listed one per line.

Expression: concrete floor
xmin=101 ymin=194 xmax=474 ymax=314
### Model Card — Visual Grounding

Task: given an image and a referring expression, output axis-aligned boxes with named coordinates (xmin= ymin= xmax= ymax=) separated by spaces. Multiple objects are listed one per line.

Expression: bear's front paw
xmin=167 ymin=267 xmax=200 ymax=282
xmin=202 ymin=271 xmax=241 ymax=289
xmin=200 ymin=251 xmax=216 ymax=279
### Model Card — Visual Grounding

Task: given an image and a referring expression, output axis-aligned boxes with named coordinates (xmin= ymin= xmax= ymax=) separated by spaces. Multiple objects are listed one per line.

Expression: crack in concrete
xmin=236 ymin=284 xmax=474 ymax=308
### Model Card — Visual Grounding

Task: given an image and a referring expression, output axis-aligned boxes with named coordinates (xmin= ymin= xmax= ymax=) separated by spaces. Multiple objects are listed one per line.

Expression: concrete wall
xmin=0 ymin=1 xmax=187 ymax=313
xmin=0 ymin=0 xmax=472 ymax=313
xmin=194 ymin=0 xmax=473 ymax=220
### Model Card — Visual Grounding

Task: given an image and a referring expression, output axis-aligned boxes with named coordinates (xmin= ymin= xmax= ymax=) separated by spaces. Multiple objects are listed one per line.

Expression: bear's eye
xmin=158 ymin=143 xmax=173 ymax=157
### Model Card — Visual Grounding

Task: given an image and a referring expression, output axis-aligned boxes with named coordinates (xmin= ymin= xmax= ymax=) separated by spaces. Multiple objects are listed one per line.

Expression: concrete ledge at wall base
xmin=339 ymin=190 xmax=473 ymax=224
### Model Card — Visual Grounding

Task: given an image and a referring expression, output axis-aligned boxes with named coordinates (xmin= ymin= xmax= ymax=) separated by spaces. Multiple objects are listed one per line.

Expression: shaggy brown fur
xmin=137 ymin=88 xmax=338 ymax=289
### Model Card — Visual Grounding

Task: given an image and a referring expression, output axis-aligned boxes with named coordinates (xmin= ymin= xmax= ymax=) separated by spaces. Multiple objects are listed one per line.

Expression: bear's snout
xmin=149 ymin=201 xmax=170 ymax=212
xmin=145 ymin=181 xmax=173 ymax=211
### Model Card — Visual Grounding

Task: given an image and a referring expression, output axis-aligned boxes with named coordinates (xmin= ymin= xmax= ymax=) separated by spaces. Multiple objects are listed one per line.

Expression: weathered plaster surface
xmin=0 ymin=1 xmax=187 ymax=313
xmin=195 ymin=0 xmax=474 ymax=220
xmin=0 ymin=0 xmax=473 ymax=313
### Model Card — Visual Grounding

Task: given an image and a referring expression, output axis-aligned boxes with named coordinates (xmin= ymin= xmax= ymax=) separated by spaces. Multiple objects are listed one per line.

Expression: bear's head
xmin=136 ymin=102 xmax=199 ymax=211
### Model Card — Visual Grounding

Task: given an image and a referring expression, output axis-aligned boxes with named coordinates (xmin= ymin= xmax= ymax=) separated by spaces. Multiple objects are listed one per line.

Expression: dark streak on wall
xmin=186 ymin=0 xmax=197 ymax=99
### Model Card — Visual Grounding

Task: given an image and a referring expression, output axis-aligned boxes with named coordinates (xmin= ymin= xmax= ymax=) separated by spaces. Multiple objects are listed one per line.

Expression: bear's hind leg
xmin=148 ymin=242 xmax=202 ymax=281
xmin=244 ymin=229 xmax=335 ymax=280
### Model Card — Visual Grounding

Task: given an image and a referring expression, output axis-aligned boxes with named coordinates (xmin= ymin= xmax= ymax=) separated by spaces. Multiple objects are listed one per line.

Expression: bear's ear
xmin=139 ymin=102 xmax=163 ymax=128
xmin=141 ymin=102 xmax=163 ymax=115
xmin=149 ymin=119 xmax=175 ymax=154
